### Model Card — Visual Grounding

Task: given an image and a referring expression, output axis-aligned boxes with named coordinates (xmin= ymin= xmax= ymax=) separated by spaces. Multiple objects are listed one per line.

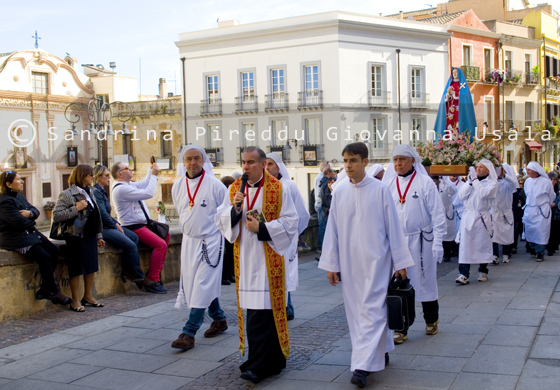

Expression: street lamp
xmin=64 ymin=97 xmax=132 ymax=166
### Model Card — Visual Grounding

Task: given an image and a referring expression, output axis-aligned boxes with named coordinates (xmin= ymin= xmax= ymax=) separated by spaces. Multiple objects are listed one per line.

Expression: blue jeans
xmin=286 ymin=292 xmax=294 ymax=317
xmin=102 ymin=227 xmax=144 ymax=279
xmin=183 ymin=298 xmax=226 ymax=337
xmin=315 ymin=205 xmax=326 ymax=250
xmin=529 ymin=242 xmax=545 ymax=254
xmin=458 ymin=263 xmax=488 ymax=279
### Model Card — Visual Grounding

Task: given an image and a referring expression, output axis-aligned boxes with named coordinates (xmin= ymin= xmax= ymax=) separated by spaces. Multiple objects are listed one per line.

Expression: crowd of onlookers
xmin=0 ymin=161 xmax=170 ymax=312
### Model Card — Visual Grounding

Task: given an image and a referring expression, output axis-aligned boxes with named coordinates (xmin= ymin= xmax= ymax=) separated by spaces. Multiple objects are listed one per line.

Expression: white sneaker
xmin=455 ymin=274 xmax=469 ymax=285
xmin=478 ymin=272 xmax=488 ymax=282
xmin=503 ymin=255 xmax=510 ymax=263
xmin=492 ymin=256 xmax=499 ymax=265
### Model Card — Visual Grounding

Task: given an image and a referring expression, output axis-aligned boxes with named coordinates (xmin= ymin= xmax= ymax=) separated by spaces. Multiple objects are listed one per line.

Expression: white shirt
xmin=112 ymin=169 xmax=157 ymax=226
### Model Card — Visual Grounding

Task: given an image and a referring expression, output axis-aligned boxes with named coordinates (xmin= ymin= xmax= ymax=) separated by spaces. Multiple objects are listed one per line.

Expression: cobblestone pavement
xmin=1 ymin=248 xmax=559 ymax=389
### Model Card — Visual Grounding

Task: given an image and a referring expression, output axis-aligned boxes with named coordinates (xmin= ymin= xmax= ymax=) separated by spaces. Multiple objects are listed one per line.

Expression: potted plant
xmin=531 ymin=65 xmax=540 ymax=83
xmin=43 ymin=201 xmax=56 ymax=220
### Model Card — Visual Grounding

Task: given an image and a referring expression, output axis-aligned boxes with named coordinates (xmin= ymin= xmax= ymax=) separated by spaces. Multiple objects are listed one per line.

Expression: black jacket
xmin=0 ymin=191 xmax=41 ymax=250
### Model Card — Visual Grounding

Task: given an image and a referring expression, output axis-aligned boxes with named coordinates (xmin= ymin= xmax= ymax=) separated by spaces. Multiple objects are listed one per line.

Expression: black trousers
xmin=222 ymin=240 xmax=234 ymax=282
xmin=240 ymin=309 xmax=286 ymax=378
xmin=400 ymin=300 xmax=439 ymax=335
xmin=24 ymin=232 xmax=60 ymax=293
xmin=493 ymin=242 xmax=512 ymax=257
xmin=442 ymin=241 xmax=455 ymax=259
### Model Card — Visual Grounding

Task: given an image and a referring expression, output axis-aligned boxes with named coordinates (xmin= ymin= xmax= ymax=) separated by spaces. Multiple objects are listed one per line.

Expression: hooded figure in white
xmin=171 ymin=145 xmax=228 ymax=348
xmin=382 ymin=144 xmax=446 ymax=342
xmin=523 ymin=161 xmax=555 ymax=259
xmin=455 ymin=159 xmax=497 ymax=283
xmin=491 ymin=163 xmax=518 ymax=263
xmin=265 ymin=153 xmax=310 ymax=293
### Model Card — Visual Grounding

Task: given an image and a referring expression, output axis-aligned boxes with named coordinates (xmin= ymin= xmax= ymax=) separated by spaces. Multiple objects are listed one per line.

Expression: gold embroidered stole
xmin=229 ymin=171 xmax=290 ymax=358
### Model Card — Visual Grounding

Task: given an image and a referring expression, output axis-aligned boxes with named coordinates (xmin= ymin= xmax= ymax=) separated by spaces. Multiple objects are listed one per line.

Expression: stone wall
xmin=0 ymin=226 xmax=183 ymax=323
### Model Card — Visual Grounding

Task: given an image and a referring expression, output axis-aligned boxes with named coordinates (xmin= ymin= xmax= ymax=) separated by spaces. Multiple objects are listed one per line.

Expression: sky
xmin=1 ymin=0 xmax=532 ymax=96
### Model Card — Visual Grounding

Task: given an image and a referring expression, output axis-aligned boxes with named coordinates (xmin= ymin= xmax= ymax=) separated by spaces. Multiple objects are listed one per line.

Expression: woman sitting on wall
xmin=0 ymin=170 xmax=72 ymax=306
xmin=53 ymin=164 xmax=105 ymax=312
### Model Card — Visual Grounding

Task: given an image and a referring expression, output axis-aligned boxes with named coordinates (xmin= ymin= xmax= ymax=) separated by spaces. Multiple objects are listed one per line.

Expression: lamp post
xmin=64 ymin=97 xmax=132 ymax=166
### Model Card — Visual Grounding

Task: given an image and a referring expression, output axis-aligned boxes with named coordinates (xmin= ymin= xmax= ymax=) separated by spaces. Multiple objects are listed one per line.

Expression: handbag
xmin=387 ymin=274 xmax=416 ymax=332
xmin=138 ymin=201 xmax=169 ymax=239
xmin=49 ymin=194 xmax=90 ymax=240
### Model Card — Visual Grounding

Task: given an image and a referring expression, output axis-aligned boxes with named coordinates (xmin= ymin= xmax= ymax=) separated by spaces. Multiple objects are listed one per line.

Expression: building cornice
xmin=176 ymin=11 xmax=450 ymax=50
xmin=447 ymin=25 xmax=502 ymax=39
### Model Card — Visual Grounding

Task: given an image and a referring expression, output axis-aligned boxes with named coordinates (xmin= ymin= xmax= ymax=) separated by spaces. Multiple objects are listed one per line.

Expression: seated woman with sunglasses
xmin=0 ymin=170 xmax=72 ymax=306
xmin=53 ymin=164 xmax=105 ymax=312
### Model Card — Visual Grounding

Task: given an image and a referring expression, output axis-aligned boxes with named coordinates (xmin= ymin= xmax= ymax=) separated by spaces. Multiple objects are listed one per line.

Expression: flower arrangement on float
xmin=416 ymin=129 xmax=502 ymax=175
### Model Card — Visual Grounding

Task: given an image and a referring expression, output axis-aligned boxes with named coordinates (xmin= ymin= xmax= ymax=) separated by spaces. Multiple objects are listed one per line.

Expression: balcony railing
xmin=200 ymin=98 xmax=222 ymax=115
xmin=546 ymin=78 xmax=560 ymax=91
xmin=461 ymin=65 xmax=480 ymax=82
xmin=235 ymin=96 xmax=258 ymax=113
xmin=298 ymin=91 xmax=323 ymax=109
xmin=369 ymin=143 xmax=389 ymax=159
xmin=409 ymin=92 xmax=430 ymax=110
xmin=265 ymin=93 xmax=289 ymax=111
xmin=368 ymin=91 xmax=391 ymax=108
xmin=503 ymin=69 xmax=524 ymax=86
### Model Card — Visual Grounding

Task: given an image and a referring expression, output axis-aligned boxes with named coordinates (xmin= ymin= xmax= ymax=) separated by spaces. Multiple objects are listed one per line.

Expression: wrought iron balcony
xmin=298 ymin=91 xmax=323 ymax=109
xmin=368 ymin=91 xmax=391 ymax=108
xmin=235 ymin=96 xmax=258 ymax=113
xmin=409 ymin=92 xmax=430 ymax=110
xmin=265 ymin=93 xmax=289 ymax=111
xmin=460 ymin=65 xmax=480 ymax=82
xmin=200 ymin=98 xmax=222 ymax=115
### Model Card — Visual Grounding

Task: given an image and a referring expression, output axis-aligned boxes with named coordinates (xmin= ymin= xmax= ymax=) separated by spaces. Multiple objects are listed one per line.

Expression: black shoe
xmin=350 ymin=370 xmax=368 ymax=388
xmin=228 ymin=276 xmax=236 ymax=283
xmin=35 ymin=288 xmax=52 ymax=301
xmin=145 ymin=281 xmax=167 ymax=294
xmin=315 ymin=257 xmax=320 ymax=261
xmin=548 ymin=251 xmax=554 ymax=256
xmin=287 ymin=314 xmax=294 ymax=321
xmin=240 ymin=370 xmax=262 ymax=384
xmin=385 ymin=352 xmax=389 ymax=366
xmin=121 ymin=273 xmax=145 ymax=284
xmin=221 ymin=279 xmax=231 ymax=285
xmin=443 ymin=257 xmax=451 ymax=262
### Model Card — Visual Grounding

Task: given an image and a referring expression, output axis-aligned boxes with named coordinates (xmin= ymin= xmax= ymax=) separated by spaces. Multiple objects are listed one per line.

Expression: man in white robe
xmin=491 ymin=164 xmax=518 ymax=264
xmin=456 ymin=160 xmax=497 ymax=284
xmin=433 ymin=176 xmax=457 ymax=262
xmin=382 ymin=144 xmax=446 ymax=344
xmin=170 ymin=145 xmax=228 ymax=351
xmin=319 ymin=142 xmax=414 ymax=388
xmin=265 ymin=153 xmax=310 ymax=321
xmin=215 ymin=147 xmax=298 ymax=383
xmin=523 ymin=161 xmax=555 ymax=262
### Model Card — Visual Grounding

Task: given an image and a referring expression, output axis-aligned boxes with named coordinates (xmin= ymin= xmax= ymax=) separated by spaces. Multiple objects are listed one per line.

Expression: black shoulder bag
xmin=138 ymin=201 xmax=169 ymax=240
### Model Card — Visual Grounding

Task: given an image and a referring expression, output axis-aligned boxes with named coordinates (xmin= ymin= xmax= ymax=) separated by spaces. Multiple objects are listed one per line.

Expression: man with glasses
xmin=111 ymin=161 xmax=169 ymax=293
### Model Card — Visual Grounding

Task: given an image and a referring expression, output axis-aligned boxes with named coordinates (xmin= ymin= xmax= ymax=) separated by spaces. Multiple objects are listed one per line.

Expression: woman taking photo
xmin=92 ymin=164 xmax=145 ymax=285
xmin=0 ymin=170 xmax=72 ymax=306
xmin=52 ymin=164 xmax=105 ymax=312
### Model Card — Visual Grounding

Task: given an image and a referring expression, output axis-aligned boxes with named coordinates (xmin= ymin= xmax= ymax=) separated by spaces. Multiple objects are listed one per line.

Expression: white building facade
xmin=176 ymin=12 xmax=450 ymax=204
xmin=0 ymin=49 xmax=95 ymax=219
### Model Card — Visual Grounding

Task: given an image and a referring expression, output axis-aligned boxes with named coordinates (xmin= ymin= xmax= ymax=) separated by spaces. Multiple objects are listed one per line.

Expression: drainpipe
xmin=180 ymin=57 xmax=187 ymax=143
xmin=542 ymin=36 xmax=546 ymax=126
xmin=396 ymin=49 xmax=402 ymax=133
